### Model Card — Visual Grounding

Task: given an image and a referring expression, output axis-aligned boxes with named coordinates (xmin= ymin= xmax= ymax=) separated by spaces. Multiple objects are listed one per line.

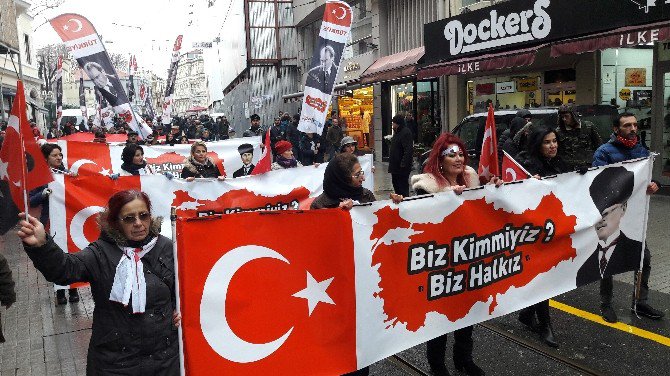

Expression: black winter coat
xmin=517 ymin=151 xmax=569 ymax=177
xmin=180 ymin=157 xmax=222 ymax=179
xmin=388 ymin=125 xmax=414 ymax=174
xmin=24 ymin=231 xmax=179 ymax=375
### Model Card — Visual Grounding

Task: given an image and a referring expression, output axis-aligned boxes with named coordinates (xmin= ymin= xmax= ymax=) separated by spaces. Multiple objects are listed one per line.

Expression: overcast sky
xmin=32 ymin=0 xmax=217 ymax=77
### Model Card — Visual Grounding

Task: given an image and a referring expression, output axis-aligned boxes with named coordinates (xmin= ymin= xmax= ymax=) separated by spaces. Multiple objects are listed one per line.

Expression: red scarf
xmin=616 ymin=134 xmax=637 ymax=148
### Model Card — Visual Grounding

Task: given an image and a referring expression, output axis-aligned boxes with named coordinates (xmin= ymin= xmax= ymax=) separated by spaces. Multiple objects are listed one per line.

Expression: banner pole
xmin=634 ymin=155 xmax=655 ymax=313
xmin=171 ymin=206 xmax=186 ymax=376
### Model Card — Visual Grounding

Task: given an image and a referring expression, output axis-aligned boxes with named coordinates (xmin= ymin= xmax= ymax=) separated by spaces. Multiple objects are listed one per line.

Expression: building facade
xmin=0 ymin=0 xmax=46 ymax=129
xmin=174 ymin=50 xmax=209 ymax=115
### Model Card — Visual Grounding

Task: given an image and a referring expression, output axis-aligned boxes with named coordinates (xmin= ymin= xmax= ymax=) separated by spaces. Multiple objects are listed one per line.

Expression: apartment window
xmin=24 ymin=34 xmax=32 ymax=65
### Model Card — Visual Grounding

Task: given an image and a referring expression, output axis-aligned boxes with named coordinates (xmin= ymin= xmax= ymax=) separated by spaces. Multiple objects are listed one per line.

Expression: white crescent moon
xmin=200 ymin=245 xmax=293 ymax=363
xmin=333 ymin=6 xmax=347 ymax=20
xmin=67 ymin=18 xmax=83 ymax=32
xmin=69 ymin=159 xmax=98 ymax=174
xmin=70 ymin=206 xmax=105 ymax=250
xmin=505 ymin=168 xmax=517 ymax=181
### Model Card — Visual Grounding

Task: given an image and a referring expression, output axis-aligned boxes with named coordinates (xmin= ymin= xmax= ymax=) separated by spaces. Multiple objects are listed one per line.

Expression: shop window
xmin=338 ymin=86 xmax=373 ymax=149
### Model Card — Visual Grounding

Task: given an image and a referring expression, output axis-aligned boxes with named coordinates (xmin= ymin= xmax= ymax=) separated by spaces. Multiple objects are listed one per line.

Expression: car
xmin=441 ymin=105 xmax=618 ymax=169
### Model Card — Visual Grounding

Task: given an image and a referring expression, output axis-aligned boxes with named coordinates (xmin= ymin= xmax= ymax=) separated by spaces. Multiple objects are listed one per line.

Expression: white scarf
xmin=109 ymin=237 xmax=158 ymax=313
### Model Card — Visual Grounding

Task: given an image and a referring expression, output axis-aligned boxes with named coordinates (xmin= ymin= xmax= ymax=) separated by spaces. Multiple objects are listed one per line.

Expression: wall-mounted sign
xmin=476 ymin=83 xmax=495 ymax=96
xmin=496 ymin=81 xmax=515 ymax=94
xmin=625 ymin=68 xmax=647 ymax=87
xmin=516 ymin=78 xmax=538 ymax=92
xmin=619 ymin=88 xmax=631 ymax=101
xmin=344 ymin=62 xmax=361 ymax=72
xmin=423 ymin=0 xmax=670 ymax=65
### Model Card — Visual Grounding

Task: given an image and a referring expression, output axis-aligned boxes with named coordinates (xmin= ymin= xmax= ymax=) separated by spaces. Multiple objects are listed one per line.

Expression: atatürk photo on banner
xmin=305 ymin=37 xmax=344 ymax=95
xmin=79 ymin=52 xmax=126 ymax=108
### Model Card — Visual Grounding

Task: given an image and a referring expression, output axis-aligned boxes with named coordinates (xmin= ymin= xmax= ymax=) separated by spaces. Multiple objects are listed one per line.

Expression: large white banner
xmin=174 ymin=158 xmax=651 ymax=375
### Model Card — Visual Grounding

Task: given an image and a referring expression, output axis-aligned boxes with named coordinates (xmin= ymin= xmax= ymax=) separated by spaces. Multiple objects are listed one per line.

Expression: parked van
xmin=60 ymin=109 xmax=85 ymax=128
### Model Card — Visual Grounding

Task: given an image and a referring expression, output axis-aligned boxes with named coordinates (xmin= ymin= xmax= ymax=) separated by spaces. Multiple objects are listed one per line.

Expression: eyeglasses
xmin=352 ymin=170 xmax=365 ymax=178
xmin=119 ymin=211 xmax=151 ymax=224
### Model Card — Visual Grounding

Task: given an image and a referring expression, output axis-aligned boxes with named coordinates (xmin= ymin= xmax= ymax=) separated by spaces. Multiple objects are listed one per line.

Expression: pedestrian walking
xmin=406 ymin=133 xmax=501 ymax=376
xmin=18 ymin=190 xmax=181 ymax=374
xmin=590 ymin=112 xmax=663 ymax=323
xmin=555 ymin=104 xmax=601 ymax=170
xmin=243 ymin=114 xmax=264 ymax=138
xmin=299 ymin=132 xmax=320 ymax=166
xmin=326 ymin=117 xmax=344 ymax=161
xmin=29 ymin=144 xmax=80 ymax=305
xmin=515 ymin=127 xmax=568 ymax=348
xmin=388 ymin=114 xmax=414 ymax=197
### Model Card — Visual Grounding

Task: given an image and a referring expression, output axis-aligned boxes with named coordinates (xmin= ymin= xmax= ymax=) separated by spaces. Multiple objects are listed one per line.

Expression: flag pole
xmin=170 ymin=206 xmax=186 ymax=376
xmin=16 ymin=81 xmax=30 ymax=217
xmin=634 ymin=154 xmax=656 ymax=314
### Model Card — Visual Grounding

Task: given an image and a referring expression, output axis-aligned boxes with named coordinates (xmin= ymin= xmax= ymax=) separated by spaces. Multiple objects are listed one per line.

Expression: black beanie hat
xmin=392 ymin=114 xmax=405 ymax=127
xmin=589 ymin=166 xmax=634 ymax=213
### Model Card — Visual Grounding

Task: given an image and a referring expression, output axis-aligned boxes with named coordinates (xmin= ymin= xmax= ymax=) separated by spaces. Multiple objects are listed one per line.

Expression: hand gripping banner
xmin=50 ymin=14 xmax=152 ymax=139
xmin=175 ymin=158 xmax=651 ymax=374
xmin=297 ymin=0 xmax=353 ymax=135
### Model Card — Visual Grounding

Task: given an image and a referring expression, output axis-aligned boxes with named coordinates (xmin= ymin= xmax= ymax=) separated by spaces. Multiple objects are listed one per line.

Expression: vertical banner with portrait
xmin=55 ymin=55 xmax=63 ymax=128
xmin=78 ymin=69 xmax=87 ymax=120
xmin=298 ymin=0 xmax=353 ymax=135
xmin=162 ymin=35 xmax=183 ymax=125
xmin=127 ymin=55 xmax=137 ymax=102
xmin=49 ymin=13 xmax=152 ymax=139
xmin=141 ymin=84 xmax=156 ymax=121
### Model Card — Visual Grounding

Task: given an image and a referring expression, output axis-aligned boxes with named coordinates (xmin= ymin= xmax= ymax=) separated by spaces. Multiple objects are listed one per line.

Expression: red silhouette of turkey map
xmin=370 ymin=194 xmax=576 ymax=331
xmin=171 ymin=187 xmax=315 ymax=217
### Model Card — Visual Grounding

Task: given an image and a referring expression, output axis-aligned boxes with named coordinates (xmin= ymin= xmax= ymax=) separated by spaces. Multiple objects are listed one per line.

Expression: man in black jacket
xmin=388 ymin=114 xmax=414 ymax=196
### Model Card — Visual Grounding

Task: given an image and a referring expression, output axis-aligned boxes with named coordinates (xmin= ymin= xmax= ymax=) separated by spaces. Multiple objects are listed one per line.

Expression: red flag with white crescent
xmin=502 ymin=150 xmax=531 ymax=182
xmin=176 ymin=210 xmax=357 ymax=374
xmin=251 ymin=129 xmax=272 ymax=175
xmin=478 ymin=103 xmax=499 ymax=183
xmin=0 ymin=81 xmax=53 ymax=211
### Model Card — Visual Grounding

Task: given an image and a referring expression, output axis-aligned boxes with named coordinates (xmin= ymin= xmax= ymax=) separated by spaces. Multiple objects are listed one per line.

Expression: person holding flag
xmin=478 ymin=104 xmax=499 ymax=184
xmin=514 ymin=126 xmax=569 ymax=348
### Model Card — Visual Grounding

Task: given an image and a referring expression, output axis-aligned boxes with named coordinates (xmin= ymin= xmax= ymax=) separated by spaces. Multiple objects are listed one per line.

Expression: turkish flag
xmin=251 ymin=129 xmax=272 ymax=175
xmin=323 ymin=0 xmax=353 ymax=27
xmin=177 ymin=209 xmax=357 ymax=375
xmin=0 ymin=81 xmax=53 ymax=211
xmin=62 ymin=141 xmax=113 ymax=176
xmin=477 ymin=104 xmax=499 ymax=184
xmin=502 ymin=151 xmax=531 ymax=182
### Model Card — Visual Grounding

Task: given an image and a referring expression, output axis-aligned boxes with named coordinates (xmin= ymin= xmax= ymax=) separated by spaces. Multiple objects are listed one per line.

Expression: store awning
xmin=360 ymin=47 xmax=424 ymax=85
xmin=551 ymin=21 xmax=670 ymax=58
xmin=417 ymin=45 xmax=544 ymax=80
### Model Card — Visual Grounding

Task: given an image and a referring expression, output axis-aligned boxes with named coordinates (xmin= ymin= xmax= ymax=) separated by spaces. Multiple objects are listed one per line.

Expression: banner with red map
xmin=176 ymin=157 xmax=651 ymax=374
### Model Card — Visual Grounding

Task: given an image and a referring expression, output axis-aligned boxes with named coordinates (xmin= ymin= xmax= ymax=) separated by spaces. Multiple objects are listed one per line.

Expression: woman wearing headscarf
xmin=17 ymin=190 xmax=180 ymax=375
xmin=513 ymin=126 xmax=568 ymax=348
xmin=271 ymin=140 xmax=303 ymax=170
xmin=29 ymin=143 xmax=80 ymax=305
xmin=311 ymin=153 xmax=375 ymax=210
xmin=407 ymin=133 xmax=501 ymax=376
xmin=120 ymin=144 xmax=156 ymax=176
xmin=180 ymin=141 xmax=225 ymax=181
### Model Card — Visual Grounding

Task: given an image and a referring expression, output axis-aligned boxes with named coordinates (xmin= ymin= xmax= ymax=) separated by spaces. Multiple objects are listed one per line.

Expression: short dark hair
xmin=613 ymin=112 xmax=636 ymax=128
xmin=101 ymin=190 xmax=152 ymax=232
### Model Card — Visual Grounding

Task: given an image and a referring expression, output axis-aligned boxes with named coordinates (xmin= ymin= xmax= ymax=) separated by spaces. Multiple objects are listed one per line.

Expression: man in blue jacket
xmin=591 ymin=112 xmax=663 ymax=323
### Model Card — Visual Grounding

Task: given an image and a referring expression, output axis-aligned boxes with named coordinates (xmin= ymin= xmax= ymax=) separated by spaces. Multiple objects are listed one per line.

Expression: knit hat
xmin=274 ymin=140 xmax=293 ymax=155
xmin=238 ymin=143 xmax=254 ymax=155
xmin=340 ymin=136 xmax=357 ymax=151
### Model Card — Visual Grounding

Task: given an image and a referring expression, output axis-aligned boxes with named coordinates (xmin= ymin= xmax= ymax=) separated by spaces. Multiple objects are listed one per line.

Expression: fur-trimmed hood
xmin=97 ymin=213 xmax=163 ymax=247
xmin=411 ymin=165 xmax=479 ymax=194
xmin=182 ymin=156 xmax=215 ymax=175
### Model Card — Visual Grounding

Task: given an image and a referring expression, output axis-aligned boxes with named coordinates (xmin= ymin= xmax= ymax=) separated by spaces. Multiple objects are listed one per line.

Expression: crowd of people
xmin=0 ymin=103 xmax=664 ymax=376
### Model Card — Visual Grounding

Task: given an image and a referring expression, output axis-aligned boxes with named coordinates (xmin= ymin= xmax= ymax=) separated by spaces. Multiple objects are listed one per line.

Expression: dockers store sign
xmin=423 ymin=0 xmax=670 ymax=65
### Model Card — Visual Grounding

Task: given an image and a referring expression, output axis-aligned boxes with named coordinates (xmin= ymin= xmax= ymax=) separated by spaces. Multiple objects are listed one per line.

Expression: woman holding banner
xmin=180 ymin=141 xmax=225 ymax=181
xmin=29 ymin=143 xmax=80 ymax=305
xmin=311 ymin=153 xmax=375 ymax=210
xmin=514 ymin=126 xmax=568 ymax=348
xmin=408 ymin=133 xmax=497 ymax=376
xmin=17 ymin=190 xmax=180 ymax=375
xmin=120 ymin=144 xmax=157 ymax=176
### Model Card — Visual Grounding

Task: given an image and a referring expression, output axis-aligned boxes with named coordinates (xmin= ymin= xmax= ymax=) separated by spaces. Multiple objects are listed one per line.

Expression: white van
xmin=60 ymin=109 xmax=85 ymax=128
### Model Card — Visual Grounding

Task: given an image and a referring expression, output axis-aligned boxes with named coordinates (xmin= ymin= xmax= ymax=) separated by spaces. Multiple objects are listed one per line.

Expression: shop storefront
xmin=420 ymin=0 xmax=670 ymax=187
xmin=338 ymin=86 xmax=373 ymax=149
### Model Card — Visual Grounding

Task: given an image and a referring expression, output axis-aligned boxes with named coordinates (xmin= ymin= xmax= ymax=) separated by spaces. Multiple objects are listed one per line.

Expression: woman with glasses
xmin=406 ymin=133 xmax=500 ymax=376
xmin=17 ymin=190 xmax=180 ymax=375
xmin=310 ymin=153 xmax=375 ymax=210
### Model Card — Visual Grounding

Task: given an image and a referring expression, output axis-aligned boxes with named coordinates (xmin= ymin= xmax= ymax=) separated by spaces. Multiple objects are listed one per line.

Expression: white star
xmin=0 ymin=157 xmax=8 ymax=180
xmin=7 ymin=115 xmax=19 ymax=133
xmin=12 ymin=180 xmax=21 ymax=187
xmin=292 ymin=272 xmax=335 ymax=316
xmin=99 ymin=168 xmax=111 ymax=176
xmin=479 ymin=164 xmax=491 ymax=179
